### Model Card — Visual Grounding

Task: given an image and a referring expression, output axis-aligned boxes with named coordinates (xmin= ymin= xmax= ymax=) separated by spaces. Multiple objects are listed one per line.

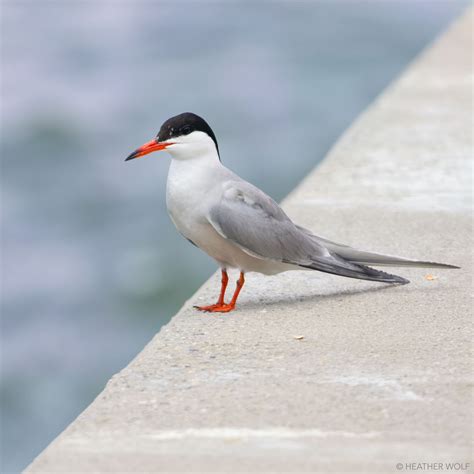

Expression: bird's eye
xmin=181 ymin=125 xmax=192 ymax=135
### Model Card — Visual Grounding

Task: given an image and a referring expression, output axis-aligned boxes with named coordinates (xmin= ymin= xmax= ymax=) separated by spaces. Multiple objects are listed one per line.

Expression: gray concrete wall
xmin=26 ymin=9 xmax=472 ymax=474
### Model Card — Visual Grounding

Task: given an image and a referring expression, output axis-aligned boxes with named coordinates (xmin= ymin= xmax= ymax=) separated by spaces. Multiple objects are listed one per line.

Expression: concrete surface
xmin=26 ymin=9 xmax=472 ymax=474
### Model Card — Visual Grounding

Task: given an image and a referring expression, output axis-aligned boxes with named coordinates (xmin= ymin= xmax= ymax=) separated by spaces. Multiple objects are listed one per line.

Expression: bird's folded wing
xmin=205 ymin=181 xmax=380 ymax=276
xmin=207 ymin=180 xmax=329 ymax=265
xmin=206 ymin=181 xmax=411 ymax=283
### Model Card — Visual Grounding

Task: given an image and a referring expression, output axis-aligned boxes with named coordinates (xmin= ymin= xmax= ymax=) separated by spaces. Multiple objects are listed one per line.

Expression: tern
xmin=126 ymin=112 xmax=459 ymax=313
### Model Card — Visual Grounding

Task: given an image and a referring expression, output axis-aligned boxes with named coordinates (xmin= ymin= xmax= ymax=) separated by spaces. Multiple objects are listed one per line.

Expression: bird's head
xmin=125 ymin=112 xmax=219 ymax=162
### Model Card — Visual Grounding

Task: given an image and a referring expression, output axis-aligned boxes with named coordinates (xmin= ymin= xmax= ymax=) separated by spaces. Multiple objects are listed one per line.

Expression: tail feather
xmin=332 ymin=249 xmax=459 ymax=269
xmin=295 ymin=225 xmax=460 ymax=269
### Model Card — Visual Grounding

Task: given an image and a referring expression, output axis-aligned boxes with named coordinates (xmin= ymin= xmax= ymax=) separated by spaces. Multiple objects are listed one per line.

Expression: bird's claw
xmin=194 ymin=303 xmax=235 ymax=313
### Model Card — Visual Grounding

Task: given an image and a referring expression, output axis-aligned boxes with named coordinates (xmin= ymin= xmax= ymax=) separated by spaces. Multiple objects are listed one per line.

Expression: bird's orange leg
xmin=194 ymin=269 xmax=229 ymax=311
xmin=195 ymin=272 xmax=245 ymax=313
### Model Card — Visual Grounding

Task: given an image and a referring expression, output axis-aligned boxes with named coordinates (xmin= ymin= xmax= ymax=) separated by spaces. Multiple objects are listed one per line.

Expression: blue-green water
xmin=0 ymin=2 xmax=467 ymax=472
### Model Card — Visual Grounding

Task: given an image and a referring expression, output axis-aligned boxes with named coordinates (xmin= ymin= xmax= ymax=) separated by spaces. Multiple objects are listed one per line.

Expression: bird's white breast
xmin=166 ymin=160 xmax=208 ymax=238
xmin=165 ymin=157 xmax=291 ymax=274
xmin=166 ymin=158 xmax=233 ymax=262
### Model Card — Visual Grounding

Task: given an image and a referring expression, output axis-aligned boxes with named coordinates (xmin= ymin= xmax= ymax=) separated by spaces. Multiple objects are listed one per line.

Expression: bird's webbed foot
xmin=193 ymin=303 xmax=235 ymax=313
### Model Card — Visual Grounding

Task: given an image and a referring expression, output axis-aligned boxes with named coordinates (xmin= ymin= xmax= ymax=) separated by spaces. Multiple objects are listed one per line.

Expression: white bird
xmin=125 ymin=112 xmax=459 ymax=313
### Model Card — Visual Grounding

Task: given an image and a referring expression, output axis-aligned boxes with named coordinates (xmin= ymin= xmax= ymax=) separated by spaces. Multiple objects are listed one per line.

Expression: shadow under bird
xmin=125 ymin=112 xmax=459 ymax=313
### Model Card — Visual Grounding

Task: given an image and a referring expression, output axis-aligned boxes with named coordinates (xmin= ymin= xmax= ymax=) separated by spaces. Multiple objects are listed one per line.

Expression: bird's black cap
xmin=157 ymin=112 xmax=219 ymax=156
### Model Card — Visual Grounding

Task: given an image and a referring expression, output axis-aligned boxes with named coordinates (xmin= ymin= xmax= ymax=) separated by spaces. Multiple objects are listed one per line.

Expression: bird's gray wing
xmin=206 ymin=181 xmax=409 ymax=283
xmin=207 ymin=181 xmax=329 ymax=265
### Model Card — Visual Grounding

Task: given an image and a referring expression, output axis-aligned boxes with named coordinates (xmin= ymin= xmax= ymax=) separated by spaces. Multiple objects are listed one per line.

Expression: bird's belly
xmin=166 ymin=171 xmax=295 ymax=275
xmin=168 ymin=206 xmax=291 ymax=275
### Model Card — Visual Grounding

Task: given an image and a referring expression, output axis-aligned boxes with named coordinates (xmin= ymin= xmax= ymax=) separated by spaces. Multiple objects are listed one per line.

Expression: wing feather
xmin=206 ymin=181 xmax=409 ymax=283
xmin=208 ymin=181 xmax=329 ymax=265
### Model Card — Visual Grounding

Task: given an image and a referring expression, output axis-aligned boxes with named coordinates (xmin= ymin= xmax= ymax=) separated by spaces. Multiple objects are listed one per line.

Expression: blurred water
xmin=0 ymin=1 xmax=467 ymax=472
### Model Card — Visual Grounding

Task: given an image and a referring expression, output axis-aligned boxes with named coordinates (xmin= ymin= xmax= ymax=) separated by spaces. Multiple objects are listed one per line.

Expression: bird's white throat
xmin=164 ymin=130 xmax=219 ymax=163
xmin=165 ymin=130 xmax=223 ymax=231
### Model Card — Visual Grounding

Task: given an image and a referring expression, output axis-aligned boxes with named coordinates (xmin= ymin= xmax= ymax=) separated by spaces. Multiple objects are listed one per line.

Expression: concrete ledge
xmin=27 ymin=9 xmax=472 ymax=473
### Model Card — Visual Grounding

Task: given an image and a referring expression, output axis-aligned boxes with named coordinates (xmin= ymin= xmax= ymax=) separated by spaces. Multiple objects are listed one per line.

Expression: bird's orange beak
xmin=125 ymin=138 xmax=174 ymax=161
